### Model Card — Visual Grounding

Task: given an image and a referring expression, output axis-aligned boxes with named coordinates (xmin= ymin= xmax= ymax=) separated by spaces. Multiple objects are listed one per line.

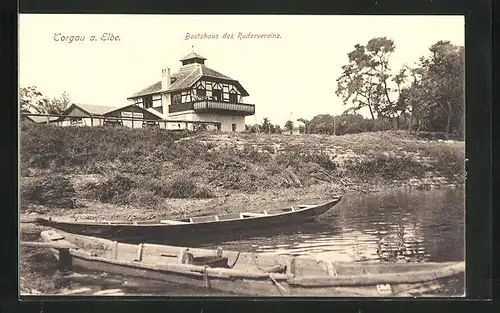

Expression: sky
xmin=19 ymin=15 xmax=464 ymax=126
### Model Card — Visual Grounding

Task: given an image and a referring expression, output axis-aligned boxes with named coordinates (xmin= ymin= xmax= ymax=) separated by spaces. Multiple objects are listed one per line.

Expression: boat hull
xmin=35 ymin=198 xmax=341 ymax=243
xmin=49 ymin=249 xmax=461 ymax=297
xmin=37 ymin=229 xmax=465 ymax=297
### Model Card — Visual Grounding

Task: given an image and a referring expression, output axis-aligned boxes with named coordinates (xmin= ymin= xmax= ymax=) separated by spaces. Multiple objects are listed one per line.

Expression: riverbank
xmin=19 ymin=125 xmax=465 ymax=294
xmin=20 ymin=125 xmax=465 ymax=217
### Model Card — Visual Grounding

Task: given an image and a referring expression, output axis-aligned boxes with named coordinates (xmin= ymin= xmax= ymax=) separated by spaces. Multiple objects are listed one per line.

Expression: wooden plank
xmin=240 ymin=212 xmax=267 ymax=218
xmin=69 ymin=248 xmax=288 ymax=281
xmin=20 ymin=241 xmax=77 ymax=249
xmin=159 ymin=220 xmax=189 ymax=225
xmin=45 ymin=231 xmax=65 ymax=241
xmin=287 ymin=262 xmax=465 ymax=287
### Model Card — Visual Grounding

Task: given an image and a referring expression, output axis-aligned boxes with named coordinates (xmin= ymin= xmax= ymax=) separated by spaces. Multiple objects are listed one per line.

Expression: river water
xmin=39 ymin=187 xmax=466 ymax=297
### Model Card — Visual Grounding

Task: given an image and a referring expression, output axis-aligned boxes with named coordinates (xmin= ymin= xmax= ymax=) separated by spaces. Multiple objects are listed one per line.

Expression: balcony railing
xmin=169 ymin=99 xmax=255 ymax=116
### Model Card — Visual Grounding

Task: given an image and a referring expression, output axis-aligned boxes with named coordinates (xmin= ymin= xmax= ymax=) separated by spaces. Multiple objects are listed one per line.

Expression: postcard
xmin=19 ymin=14 xmax=466 ymax=298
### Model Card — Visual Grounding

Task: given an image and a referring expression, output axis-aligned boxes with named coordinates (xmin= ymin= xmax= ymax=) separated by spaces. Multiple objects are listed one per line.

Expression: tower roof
xmin=180 ymin=51 xmax=207 ymax=62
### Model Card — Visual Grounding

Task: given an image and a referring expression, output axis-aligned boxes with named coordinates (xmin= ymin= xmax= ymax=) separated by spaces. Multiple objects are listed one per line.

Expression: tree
xmin=20 ymin=86 xmax=45 ymax=113
xmin=46 ymin=91 xmax=71 ymax=114
xmin=400 ymin=41 xmax=464 ymax=138
xmin=336 ymin=37 xmax=410 ymax=130
xmin=261 ymin=117 xmax=273 ymax=134
xmin=396 ymin=64 xmax=425 ymax=132
xmin=296 ymin=118 xmax=310 ymax=133
xmin=284 ymin=120 xmax=293 ymax=133
xmin=308 ymin=114 xmax=336 ymax=135
xmin=20 ymin=87 xmax=71 ymax=115
xmin=422 ymin=41 xmax=464 ymax=138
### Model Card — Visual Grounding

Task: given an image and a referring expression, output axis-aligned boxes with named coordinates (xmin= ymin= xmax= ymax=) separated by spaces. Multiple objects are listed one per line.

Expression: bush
xmin=21 ymin=124 xmax=196 ymax=170
xmin=150 ymin=177 xmax=215 ymax=199
xmin=425 ymin=144 xmax=465 ymax=178
xmin=21 ymin=175 xmax=76 ymax=208
xmin=275 ymin=149 xmax=337 ymax=173
xmin=346 ymin=153 xmax=427 ymax=181
xmin=83 ymin=174 xmax=135 ymax=204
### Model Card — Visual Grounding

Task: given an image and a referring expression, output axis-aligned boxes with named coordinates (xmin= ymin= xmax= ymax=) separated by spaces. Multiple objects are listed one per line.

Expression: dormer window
xmin=229 ymin=93 xmax=238 ymax=104
xmin=212 ymin=89 xmax=222 ymax=101
xmin=196 ymin=89 xmax=206 ymax=98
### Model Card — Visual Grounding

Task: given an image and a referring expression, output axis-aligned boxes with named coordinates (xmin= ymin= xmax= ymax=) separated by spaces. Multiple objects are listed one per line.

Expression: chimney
xmin=161 ymin=67 xmax=171 ymax=91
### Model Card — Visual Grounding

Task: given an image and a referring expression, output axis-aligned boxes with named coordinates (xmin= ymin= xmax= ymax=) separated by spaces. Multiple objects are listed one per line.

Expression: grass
xmin=346 ymin=153 xmax=427 ymax=181
xmin=21 ymin=174 xmax=77 ymax=209
xmin=19 ymin=125 xmax=466 ymax=296
xmin=20 ymin=125 xmax=465 ymax=211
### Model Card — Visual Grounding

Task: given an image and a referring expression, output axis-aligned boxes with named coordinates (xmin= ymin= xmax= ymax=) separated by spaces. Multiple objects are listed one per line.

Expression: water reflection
xmin=198 ymin=187 xmax=465 ymax=265
xmin=50 ymin=187 xmax=466 ymax=296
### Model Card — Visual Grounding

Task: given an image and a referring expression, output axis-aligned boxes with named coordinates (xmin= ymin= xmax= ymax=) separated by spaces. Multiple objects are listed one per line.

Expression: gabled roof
xmin=75 ymin=104 xmax=119 ymax=115
xmin=180 ymin=52 xmax=207 ymax=61
xmin=128 ymin=64 xmax=249 ymax=99
xmin=24 ymin=115 xmax=59 ymax=123
xmin=61 ymin=103 xmax=137 ymax=118
xmin=129 ymin=82 xmax=163 ymax=99
xmin=58 ymin=103 xmax=159 ymax=122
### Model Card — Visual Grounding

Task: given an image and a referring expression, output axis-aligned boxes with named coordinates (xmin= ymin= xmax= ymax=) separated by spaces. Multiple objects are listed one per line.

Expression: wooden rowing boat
xmin=35 ymin=229 xmax=465 ymax=297
xmin=31 ymin=198 xmax=342 ymax=243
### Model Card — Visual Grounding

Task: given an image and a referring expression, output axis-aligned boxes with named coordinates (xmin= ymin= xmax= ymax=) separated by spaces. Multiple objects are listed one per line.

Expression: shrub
xmin=124 ymin=189 xmax=161 ymax=207
xmin=346 ymin=154 xmax=427 ymax=181
xmin=425 ymin=144 xmax=465 ymax=178
xmin=21 ymin=175 xmax=76 ymax=208
xmin=275 ymin=149 xmax=337 ymax=173
xmin=83 ymin=174 xmax=135 ymax=204
xmin=151 ymin=177 xmax=215 ymax=199
xmin=20 ymin=124 xmax=196 ymax=170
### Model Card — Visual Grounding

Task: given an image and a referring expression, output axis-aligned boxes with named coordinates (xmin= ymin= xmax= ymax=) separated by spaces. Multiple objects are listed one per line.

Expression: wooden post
xmin=131 ymin=116 xmax=134 ymax=129
xmin=91 ymin=115 xmax=94 ymax=127
xmin=112 ymin=241 xmax=118 ymax=260
xmin=46 ymin=114 xmax=50 ymax=124
xmin=216 ymin=247 xmax=223 ymax=258
xmin=58 ymin=248 xmax=73 ymax=271
xmin=134 ymin=243 xmax=144 ymax=262
xmin=286 ymin=258 xmax=296 ymax=277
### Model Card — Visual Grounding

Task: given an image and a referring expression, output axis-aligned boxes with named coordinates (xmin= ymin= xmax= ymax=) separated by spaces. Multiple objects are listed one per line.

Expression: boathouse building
xmin=127 ymin=50 xmax=255 ymax=132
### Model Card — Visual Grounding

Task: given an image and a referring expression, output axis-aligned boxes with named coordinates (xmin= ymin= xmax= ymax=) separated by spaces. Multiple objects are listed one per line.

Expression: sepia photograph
xmin=19 ymin=14 xmax=465 ymax=297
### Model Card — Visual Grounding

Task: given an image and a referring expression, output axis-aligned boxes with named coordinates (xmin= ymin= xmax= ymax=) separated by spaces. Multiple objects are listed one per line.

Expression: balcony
xmin=169 ymin=99 xmax=255 ymax=116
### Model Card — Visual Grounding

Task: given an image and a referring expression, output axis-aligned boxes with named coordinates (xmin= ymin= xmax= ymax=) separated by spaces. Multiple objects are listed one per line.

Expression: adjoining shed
xmin=53 ymin=103 xmax=163 ymax=128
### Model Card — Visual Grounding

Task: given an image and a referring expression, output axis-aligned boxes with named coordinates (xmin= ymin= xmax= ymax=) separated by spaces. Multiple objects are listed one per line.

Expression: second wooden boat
xmin=32 ymin=229 xmax=465 ymax=297
xmin=31 ymin=197 xmax=342 ymax=242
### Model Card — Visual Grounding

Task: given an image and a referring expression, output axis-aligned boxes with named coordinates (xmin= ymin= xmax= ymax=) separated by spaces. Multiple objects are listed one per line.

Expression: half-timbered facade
xmin=53 ymin=103 xmax=162 ymax=128
xmin=127 ymin=50 xmax=254 ymax=132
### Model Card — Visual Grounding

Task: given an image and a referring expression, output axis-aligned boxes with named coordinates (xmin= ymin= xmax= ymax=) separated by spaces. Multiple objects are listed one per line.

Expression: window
xmin=229 ymin=93 xmax=238 ymax=104
xmin=212 ymin=89 xmax=222 ymax=101
xmin=171 ymin=92 xmax=181 ymax=104
xmin=70 ymin=117 xmax=83 ymax=125
xmin=144 ymin=95 xmax=153 ymax=108
xmin=181 ymin=91 xmax=192 ymax=103
xmin=196 ymin=89 xmax=206 ymax=98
